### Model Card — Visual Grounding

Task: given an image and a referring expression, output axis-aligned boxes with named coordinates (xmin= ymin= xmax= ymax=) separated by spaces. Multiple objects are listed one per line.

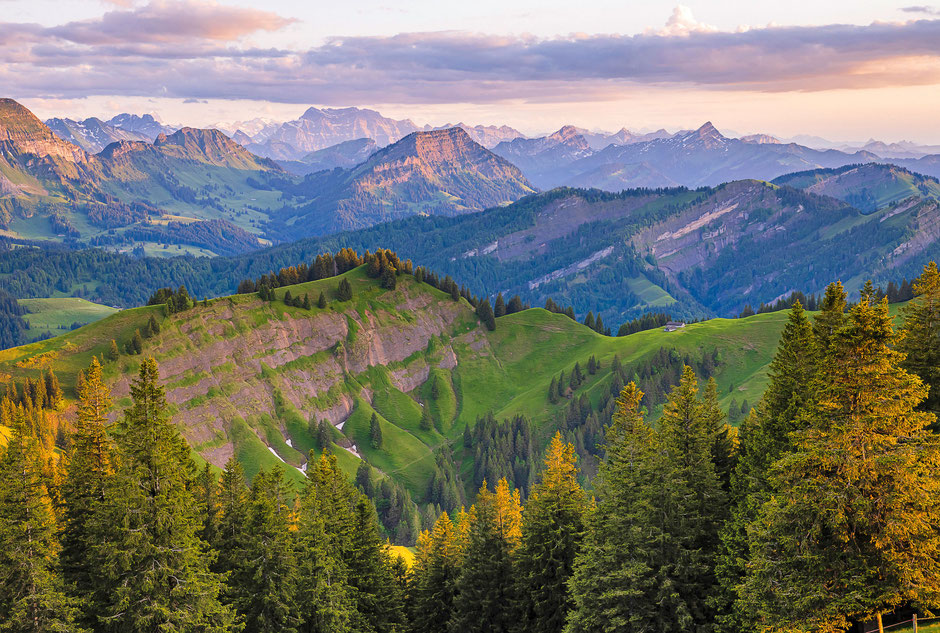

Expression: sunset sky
xmin=3 ymin=0 xmax=940 ymax=142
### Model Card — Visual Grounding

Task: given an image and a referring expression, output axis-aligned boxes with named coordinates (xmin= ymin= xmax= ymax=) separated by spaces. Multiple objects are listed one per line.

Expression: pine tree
xmin=317 ymin=291 xmax=327 ymax=309
xmin=516 ymin=433 xmax=589 ymax=633
xmin=451 ymin=479 xmax=523 ymax=633
xmin=61 ymin=358 xmax=114 ymax=626
xmin=370 ymin=412 xmax=383 ymax=449
xmin=91 ymin=358 xmax=235 ymax=631
xmin=899 ymin=261 xmax=940 ymax=417
xmin=743 ymin=297 xmax=940 ymax=631
xmin=0 ymin=415 xmax=82 ymax=632
xmin=476 ymin=299 xmax=496 ymax=331
xmin=566 ymin=382 xmax=662 ymax=632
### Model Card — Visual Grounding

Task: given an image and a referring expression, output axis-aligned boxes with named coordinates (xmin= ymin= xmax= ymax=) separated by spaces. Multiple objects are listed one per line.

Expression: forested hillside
xmin=3 ymin=255 xmax=940 ymax=632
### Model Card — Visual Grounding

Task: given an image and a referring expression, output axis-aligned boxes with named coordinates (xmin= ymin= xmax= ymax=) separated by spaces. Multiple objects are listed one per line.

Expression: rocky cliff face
xmin=0 ymin=99 xmax=89 ymax=164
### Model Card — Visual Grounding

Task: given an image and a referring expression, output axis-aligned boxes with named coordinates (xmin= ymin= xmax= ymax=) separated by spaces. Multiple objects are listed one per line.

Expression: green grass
xmin=19 ymin=297 xmax=119 ymax=341
xmin=625 ymin=276 xmax=676 ymax=308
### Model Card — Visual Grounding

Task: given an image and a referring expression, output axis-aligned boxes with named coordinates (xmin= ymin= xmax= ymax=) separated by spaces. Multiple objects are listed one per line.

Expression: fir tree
xmin=476 ymin=299 xmax=496 ymax=331
xmin=347 ymin=497 xmax=405 ymax=633
xmin=451 ymin=479 xmax=523 ymax=633
xmin=91 ymin=358 xmax=235 ymax=631
xmin=0 ymin=415 xmax=82 ymax=632
xmin=715 ymin=300 xmax=817 ymax=632
xmin=317 ymin=291 xmax=327 ymax=309
xmin=494 ymin=293 xmax=506 ymax=318
xmin=583 ymin=312 xmax=595 ymax=331
xmin=148 ymin=314 xmax=161 ymax=336
xmin=410 ymin=511 xmax=467 ymax=633
xmin=61 ymin=358 xmax=114 ymax=626
xmin=420 ymin=403 xmax=434 ymax=431
xmin=899 ymin=261 xmax=940 ymax=417
xmin=701 ymin=378 xmax=735 ymax=492
xmin=656 ymin=366 xmax=727 ymax=631
xmin=196 ymin=462 xmax=219 ymax=546
xmin=370 ymin=413 xmax=383 ymax=449
xmin=812 ymin=281 xmax=847 ymax=356
xmin=566 ymin=382 xmax=662 ymax=632
xmin=337 ymin=279 xmax=353 ymax=302
xmin=214 ymin=457 xmax=249 ymax=607
xmin=302 ymin=294 xmax=312 ymax=310
xmin=743 ymin=297 xmax=940 ymax=631
xmin=238 ymin=467 xmax=300 ymax=633
xmin=516 ymin=433 xmax=589 ymax=633
xmin=381 ymin=266 xmax=397 ymax=290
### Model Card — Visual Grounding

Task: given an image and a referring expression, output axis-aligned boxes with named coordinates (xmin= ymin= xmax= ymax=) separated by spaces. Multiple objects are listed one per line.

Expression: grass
xmin=625 ymin=276 xmax=676 ymax=308
xmin=0 ymin=264 xmax=796 ymax=502
xmin=19 ymin=297 xmax=119 ymax=341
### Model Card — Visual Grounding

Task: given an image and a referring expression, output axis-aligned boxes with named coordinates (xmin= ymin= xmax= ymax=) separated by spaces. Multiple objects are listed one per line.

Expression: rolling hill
xmin=772 ymin=163 xmax=940 ymax=211
xmin=0 ymin=263 xmax=789 ymax=505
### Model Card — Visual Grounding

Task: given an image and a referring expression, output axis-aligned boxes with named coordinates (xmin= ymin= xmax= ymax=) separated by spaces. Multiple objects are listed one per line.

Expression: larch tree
xmin=409 ymin=510 xmax=467 ymax=633
xmin=743 ymin=297 xmax=940 ymax=631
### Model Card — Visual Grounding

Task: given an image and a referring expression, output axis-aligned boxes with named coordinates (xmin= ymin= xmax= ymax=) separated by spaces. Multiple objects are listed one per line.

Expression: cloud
xmin=49 ymin=0 xmax=295 ymax=45
xmin=1 ymin=4 xmax=939 ymax=107
xmin=901 ymin=6 xmax=940 ymax=14
xmin=183 ymin=98 xmax=208 ymax=103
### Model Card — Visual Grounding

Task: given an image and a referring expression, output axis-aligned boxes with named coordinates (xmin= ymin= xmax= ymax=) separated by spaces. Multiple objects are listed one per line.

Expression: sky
xmin=2 ymin=0 xmax=940 ymax=142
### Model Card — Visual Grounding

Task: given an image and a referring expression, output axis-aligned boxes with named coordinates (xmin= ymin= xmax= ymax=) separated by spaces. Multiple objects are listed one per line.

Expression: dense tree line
xmin=0 ymin=357 xmax=409 ymax=632
xmin=0 ymin=288 xmax=27 ymax=349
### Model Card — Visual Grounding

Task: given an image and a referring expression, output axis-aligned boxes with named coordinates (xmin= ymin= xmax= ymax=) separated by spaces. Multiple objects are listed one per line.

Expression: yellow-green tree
xmin=744 ymin=297 xmax=940 ymax=631
xmin=900 ymin=261 xmax=940 ymax=417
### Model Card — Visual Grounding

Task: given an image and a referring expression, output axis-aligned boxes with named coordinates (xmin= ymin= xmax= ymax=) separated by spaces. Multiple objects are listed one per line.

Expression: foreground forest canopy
xmin=3 ymin=255 xmax=940 ymax=632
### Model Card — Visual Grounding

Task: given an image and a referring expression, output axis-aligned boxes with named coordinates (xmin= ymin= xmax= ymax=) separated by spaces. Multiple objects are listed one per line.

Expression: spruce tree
xmin=451 ymin=479 xmax=523 ymax=633
xmin=701 ymin=377 xmax=735 ymax=492
xmin=91 ymin=358 xmax=235 ymax=632
xmin=370 ymin=413 xmax=383 ymax=449
xmin=317 ymin=291 xmax=327 ymax=309
xmin=656 ymin=366 xmax=727 ymax=631
xmin=714 ymin=300 xmax=817 ymax=632
xmin=106 ymin=339 xmax=120 ymax=362
xmin=347 ymin=497 xmax=405 ymax=633
xmin=214 ymin=457 xmax=249 ymax=607
xmin=61 ymin=358 xmax=114 ymax=626
xmin=196 ymin=462 xmax=219 ymax=546
xmin=743 ymin=297 xmax=940 ymax=631
xmin=812 ymin=281 xmax=847 ymax=356
xmin=237 ymin=467 xmax=300 ymax=633
xmin=516 ymin=433 xmax=589 ymax=633
xmin=566 ymin=382 xmax=662 ymax=632
xmin=420 ymin=403 xmax=433 ymax=431
xmin=302 ymin=294 xmax=312 ymax=310
xmin=899 ymin=261 xmax=940 ymax=416
xmin=337 ymin=279 xmax=353 ymax=302
xmin=494 ymin=293 xmax=506 ymax=317
xmin=148 ymin=314 xmax=161 ymax=336
xmin=476 ymin=299 xmax=496 ymax=331
xmin=0 ymin=415 xmax=82 ymax=632
xmin=410 ymin=511 xmax=467 ymax=633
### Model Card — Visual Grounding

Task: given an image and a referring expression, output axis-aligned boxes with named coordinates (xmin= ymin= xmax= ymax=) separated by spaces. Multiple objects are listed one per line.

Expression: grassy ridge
xmin=0 ymin=266 xmax=793 ymax=499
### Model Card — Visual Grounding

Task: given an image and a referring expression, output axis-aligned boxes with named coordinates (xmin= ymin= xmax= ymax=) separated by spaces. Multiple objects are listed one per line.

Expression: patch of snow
xmin=285 ymin=438 xmax=293 ymax=448
xmin=337 ymin=421 xmax=346 ymax=431
xmin=267 ymin=446 xmax=286 ymax=463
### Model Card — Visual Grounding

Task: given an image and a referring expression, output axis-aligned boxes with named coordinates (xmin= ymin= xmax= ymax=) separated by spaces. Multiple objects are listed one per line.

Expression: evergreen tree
xmin=583 ymin=312 xmax=595 ymax=331
xmin=381 ymin=266 xmax=397 ymax=290
xmin=237 ymin=467 xmax=300 ymax=633
xmin=61 ymin=358 xmax=114 ymax=626
xmin=812 ymin=281 xmax=847 ymax=356
xmin=0 ymin=415 xmax=82 ymax=632
xmin=744 ymin=297 xmax=940 ymax=631
xmin=317 ymin=291 xmax=328 ymax=309
xmin=302 ymin=294 xmax=312 ymax=310
xmin=296 ymin=453 xmax=355 ymax=633
xmin=132 ymin=329 xmax=143 ymax=355
xmin=347 ymin=497 xmax=405 ymax=633
xmin=214 ymin=458 xmax=249 ymax=607
xmin=656 ymin=367 xmax=727 ymax=631
xmin=715 ymin=300 xmax=817 ymax=632
xmin=420 ymin=404 xmax=433 ymax=431
xmin=356 ymin=461 xmax=375 ymax=498
xmin=370 ymin=413 xmax=383 ymax=449
xmin=196 ymin=462 xmax=219 ymax=546
xmin=701 ymin=378 xmax=735 ymax=492
xmin=337 ymin=279 xmax=353 ymax=302
xmin=494 ymin=293 xmax=506 ymax=318
xmin=516 ymin=433 xmax=589 ymax=633
xmin=91 ymin=358 xmax=235 ymax=632
xmin=148 ymin=314 xmax=161 ymax=336
xmin=476 ymin=299 xmax=496 ymax=331
xmin=899 ymin=261 xmax=940 ymax=417
xmin=451 ymin=479 xmax=523 ymax=633
xmin=410 ymin=511 xmax=467 ymax=633
xmin=106 ymin=339 xmax=120 ymax=362
xmin=566 ymin=382 xmax=662 ymax=632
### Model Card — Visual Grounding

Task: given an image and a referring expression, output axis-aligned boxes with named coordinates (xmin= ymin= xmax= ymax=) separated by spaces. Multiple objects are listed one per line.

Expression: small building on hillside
xmin=664 ymin=321 xmax=686 ymax=332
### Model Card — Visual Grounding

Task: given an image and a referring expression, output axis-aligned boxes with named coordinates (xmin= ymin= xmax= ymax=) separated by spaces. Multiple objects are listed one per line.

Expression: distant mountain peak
xmin=153 ymin=127 xmax=281 ymax=171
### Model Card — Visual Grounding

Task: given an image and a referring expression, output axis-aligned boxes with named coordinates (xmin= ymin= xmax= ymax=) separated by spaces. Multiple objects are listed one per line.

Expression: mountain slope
xmin=277 ymin=127 xmax=536 ymax=235
xmin=45 ymin=117 xmax=152 ymax=153
xmin=0 ymin=265 xmax=788 ymax=503
xmin=772 ymin=163 xmax=940 ymax=212
xmin=491 ymin=125 xmax=593 ymax=188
